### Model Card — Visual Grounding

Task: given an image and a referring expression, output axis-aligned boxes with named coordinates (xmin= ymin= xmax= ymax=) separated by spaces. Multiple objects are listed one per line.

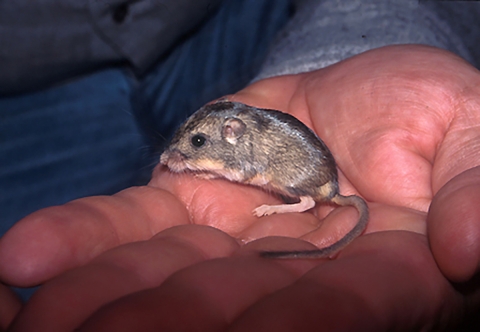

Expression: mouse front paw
xmin=194 ymin=172 xmax=218 ymax=180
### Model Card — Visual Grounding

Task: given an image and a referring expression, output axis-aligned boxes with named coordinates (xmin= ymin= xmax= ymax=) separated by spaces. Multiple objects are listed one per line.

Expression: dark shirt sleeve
xmin=0 ymin=0 xmax=222 ymax=95
xmin=255 ymin=0 xmax=480 ymax=81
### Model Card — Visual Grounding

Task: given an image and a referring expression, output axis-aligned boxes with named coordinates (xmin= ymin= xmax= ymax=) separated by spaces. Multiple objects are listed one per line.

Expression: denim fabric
xmin=0 ymin=0 xmax=292 ymax=299
xmin=0 ymin=69 xmax=146 ymax=235
xmin=1 ymin=0 xmax=292 ymax=233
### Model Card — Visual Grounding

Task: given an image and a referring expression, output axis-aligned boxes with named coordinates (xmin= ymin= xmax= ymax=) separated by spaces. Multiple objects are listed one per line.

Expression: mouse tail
xmin=260 ymin=194 xmax=369 ymax=259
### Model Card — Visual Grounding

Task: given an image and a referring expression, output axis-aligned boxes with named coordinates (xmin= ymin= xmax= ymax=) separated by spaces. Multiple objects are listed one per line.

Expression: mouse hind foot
xmin=253 ymin=196 xmax=315 ymax=217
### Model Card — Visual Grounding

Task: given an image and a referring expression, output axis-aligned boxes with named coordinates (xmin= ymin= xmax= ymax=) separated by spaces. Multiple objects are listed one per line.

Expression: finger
xmin=77 ymin=255 xmax=315 ymax=332
xmin=154 ymin=162 xmax=349 ymax=245
xmin=151 ymin=167 xmax=281 ymax=236
xmin=0 ymin=186 xmax=189 ymax=286
xmin=230 ymin=232 xmax=461 ymax=331
xmin=0 ymin=283 xmax=21 ymax=331
xmin=428 ymin=166 xmax=480 ymax=282
xmin=9 ymin=225 xmax=238 ymax=332
xmin=153 ymin=166 xmax=339 ymax=240
xmin=77 ymin=232 xmax=462 ymax=331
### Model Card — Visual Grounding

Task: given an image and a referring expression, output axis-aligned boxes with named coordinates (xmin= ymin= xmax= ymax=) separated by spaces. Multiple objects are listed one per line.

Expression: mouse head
xmin=160 ymin=101 xmax=255 ymax=180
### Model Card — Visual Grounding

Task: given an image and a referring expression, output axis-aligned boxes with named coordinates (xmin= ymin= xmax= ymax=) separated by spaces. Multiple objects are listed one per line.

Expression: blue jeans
xmin=0 ymin=0 xmax=291 ymax=233
xmin=0 ymin=0 xmax=291 ymax=299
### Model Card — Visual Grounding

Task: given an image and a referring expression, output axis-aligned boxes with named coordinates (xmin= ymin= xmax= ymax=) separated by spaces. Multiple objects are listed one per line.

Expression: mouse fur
xmin=160 ymin=100 xmax=368 ymax=258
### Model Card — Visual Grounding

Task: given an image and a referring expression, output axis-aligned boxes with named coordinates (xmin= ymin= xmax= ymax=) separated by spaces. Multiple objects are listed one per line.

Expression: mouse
xmin=160 ymin=100 xmax=369 ymax=259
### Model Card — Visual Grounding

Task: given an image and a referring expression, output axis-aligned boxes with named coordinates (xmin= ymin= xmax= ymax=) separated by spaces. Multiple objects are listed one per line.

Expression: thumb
xmin=428 ymin=166 xmax=480 ymax=282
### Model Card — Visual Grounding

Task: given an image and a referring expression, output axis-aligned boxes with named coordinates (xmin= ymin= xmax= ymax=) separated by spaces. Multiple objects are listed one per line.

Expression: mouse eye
xmin=191 ymin=134 xmax=207 ymax=148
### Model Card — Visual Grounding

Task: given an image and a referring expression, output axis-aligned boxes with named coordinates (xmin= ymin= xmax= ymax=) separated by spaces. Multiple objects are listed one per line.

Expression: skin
xmin=1 ymin=45 xmax=480 ymax=331
xmin=0 ymin=283 xmax=21 ymax=331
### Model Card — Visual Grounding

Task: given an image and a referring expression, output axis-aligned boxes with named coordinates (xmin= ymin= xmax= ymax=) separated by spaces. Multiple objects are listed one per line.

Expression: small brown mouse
xmin=160 ymin=100 xmax=369 ymax=258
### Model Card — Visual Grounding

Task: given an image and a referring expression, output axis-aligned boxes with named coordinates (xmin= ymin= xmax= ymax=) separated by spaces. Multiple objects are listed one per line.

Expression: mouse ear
xmin=222 ymin=118 xmax=246 ymax=144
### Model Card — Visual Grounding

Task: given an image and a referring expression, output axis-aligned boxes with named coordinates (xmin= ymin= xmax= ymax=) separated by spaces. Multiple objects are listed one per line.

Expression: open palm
xmin=2 ymin=45 xmax=480 ymax=331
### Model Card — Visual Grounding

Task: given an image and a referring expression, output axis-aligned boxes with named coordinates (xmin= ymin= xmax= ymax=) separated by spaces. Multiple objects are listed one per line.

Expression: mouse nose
xmin=160 ymin=149 xmax=188 ymax=171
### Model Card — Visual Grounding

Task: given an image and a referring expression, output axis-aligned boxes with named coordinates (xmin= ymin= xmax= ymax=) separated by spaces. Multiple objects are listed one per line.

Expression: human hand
xmin=0 ymin=283 xmax=21 ymax=331
xmin=2 ymin=45 xmax=480 ymax=331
